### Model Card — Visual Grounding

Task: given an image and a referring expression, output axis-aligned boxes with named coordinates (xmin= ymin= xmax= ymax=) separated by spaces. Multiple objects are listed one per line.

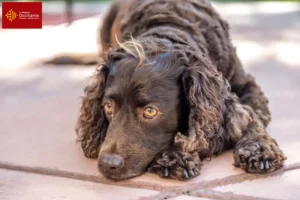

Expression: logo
xmin=2 ymin=2 xmax=42 ymax=29
xmin=5 ymin=9 xmax=17 ymax=22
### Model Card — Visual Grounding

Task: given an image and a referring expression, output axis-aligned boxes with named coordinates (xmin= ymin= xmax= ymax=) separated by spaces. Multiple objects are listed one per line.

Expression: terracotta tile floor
xmin=0 ymin=2 xmax=300 ymax=200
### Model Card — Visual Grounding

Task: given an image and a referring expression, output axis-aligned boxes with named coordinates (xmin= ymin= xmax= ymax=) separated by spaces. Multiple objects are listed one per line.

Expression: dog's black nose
xmin=99 ymin=153 xmax=124 ymax=170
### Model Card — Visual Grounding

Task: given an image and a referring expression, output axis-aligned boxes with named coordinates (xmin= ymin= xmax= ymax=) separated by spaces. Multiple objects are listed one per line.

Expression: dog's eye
xmin=104 ymin=102 xmax=113 ymax=114
xmin=143 ymin=106 xmax=158 ymax=119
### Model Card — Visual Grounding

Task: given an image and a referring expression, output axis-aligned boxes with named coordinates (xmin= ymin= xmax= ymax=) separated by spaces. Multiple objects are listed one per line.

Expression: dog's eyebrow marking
xmin=103 ymin=83 xmax=123 ymax=101
xmin=104 ymin=91 xmax=120 ymax=102
xmin=134 ymin=96 xmax=152 ymax=107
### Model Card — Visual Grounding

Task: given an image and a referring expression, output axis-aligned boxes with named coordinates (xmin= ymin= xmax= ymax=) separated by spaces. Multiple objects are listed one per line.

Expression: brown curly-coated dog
xmin=73 ymin=0 xmax=287 ymax=180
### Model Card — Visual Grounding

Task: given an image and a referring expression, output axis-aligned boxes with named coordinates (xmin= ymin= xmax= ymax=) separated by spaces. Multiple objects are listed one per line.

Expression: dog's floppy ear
xmin=76 ymin=65 xmax=110 ymax=158
xmin=175 ymin=54 xmax=224 ymax=156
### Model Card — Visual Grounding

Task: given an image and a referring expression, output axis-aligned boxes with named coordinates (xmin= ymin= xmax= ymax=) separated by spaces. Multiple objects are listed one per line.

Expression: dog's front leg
xmin=224 ymin=94 xmax=286 ymax=173
xmin=148 ymin=143 xmax=202 ymax=180
xmin=233 ymin=116 xmax=287 ymax=173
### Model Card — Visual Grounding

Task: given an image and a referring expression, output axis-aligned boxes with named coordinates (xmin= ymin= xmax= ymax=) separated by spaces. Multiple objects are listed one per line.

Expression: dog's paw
xmin=234 ymin=138 xmax=286 ymax=173
xmin=148 ymin=149 xmax=202 ymax=180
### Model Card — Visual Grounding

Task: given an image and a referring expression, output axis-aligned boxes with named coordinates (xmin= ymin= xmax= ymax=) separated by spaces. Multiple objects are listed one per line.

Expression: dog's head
xmin=76 ymin=38 xmax=224 ymax=180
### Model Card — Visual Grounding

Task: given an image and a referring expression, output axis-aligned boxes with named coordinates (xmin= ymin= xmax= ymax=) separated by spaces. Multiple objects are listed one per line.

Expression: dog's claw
xmin=164 ymin=168 xmax=169 ymax=177
xmin=260 ymin=161 xmax=264 ymax=170
xmin=182 ymin=157 xmax=188 ymax=166
xmin=248 ymin=160 xmax=253 ymax=168
xmin=189 ymin=169 xmax=195 ymax=177
xmin=265 ymin=160 xmax=270 ymax=169
xmin=194 ymin=167 xmax=200 ymax=175
xmin=183 ymin=169 xmax=189 ymax=179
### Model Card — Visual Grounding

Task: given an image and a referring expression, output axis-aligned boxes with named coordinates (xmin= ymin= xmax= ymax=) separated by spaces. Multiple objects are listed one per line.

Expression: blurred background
xmin=0 ymin=0 xmax=300 ymax=199
xmin=0 ymin=0 xmax=299 ymax=69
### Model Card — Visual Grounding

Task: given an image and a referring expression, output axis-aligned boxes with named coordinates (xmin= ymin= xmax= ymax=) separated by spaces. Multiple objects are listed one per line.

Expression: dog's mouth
xmin=97 ymin=159 xmax=147 ymax=181
xmin=98 ymin=166 xmax=145 ymax=181
xmin=102 ymin=170 xmax=143 ymax=181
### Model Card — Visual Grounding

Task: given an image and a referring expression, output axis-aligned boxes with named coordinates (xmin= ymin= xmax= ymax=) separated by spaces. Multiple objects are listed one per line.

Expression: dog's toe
xmin=189 ymin=169 xmax=195 ymax=177
xmin=234 ymin=139 xmax=286 ymax=173
xmin=149 ymin=150 xmax=202 ymax=180
xmin=183 ymin=169 xmax=189 ymax=179
xmin=167 ymin=164 xmax=200 ymax=180
xmin=164 ymin=167 xmax=169 ymax=177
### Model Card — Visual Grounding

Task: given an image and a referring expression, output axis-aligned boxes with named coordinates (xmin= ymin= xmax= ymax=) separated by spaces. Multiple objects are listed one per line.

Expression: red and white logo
xmin=2 ymin=2 xmax=42 ymax=29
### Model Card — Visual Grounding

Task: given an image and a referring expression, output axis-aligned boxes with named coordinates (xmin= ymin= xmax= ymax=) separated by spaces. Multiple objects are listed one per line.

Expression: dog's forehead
xmin=108 ymin=57 xmax=167 ymax=83
xmin=105 ymin=59 xmax=178 ymax=101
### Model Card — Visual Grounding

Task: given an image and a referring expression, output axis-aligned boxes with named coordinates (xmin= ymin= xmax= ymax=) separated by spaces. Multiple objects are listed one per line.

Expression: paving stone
xmin=0 ymin=169 xmax=159 ymax=200
xmin=0 ymin=67 xmax=98 ymax=175
xmin=214 ymin=169 xmax=300 ymax=200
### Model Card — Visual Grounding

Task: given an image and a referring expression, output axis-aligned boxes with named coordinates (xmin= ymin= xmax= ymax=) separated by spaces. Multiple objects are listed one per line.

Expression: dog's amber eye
xmin=104 ymin=102 xmax=113 ymax=114
xmin=143 ymin=107 xmax=158 ymax=118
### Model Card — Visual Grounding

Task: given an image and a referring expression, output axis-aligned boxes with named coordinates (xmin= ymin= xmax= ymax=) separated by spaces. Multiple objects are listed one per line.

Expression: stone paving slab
xmin=0 ymin=169 xmax=158 ymax=200
xmin=214 ymin=169 xmax=300 ymax=200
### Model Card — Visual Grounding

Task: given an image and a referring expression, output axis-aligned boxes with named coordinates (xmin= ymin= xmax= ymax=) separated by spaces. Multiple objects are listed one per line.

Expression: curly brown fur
xmin=75 ymin=0 xmax=285 ymax=180
xmin=232 ymin=105 xmax=286 ymax=173
xmin=75 ymin=66 xmax=109 ymax=158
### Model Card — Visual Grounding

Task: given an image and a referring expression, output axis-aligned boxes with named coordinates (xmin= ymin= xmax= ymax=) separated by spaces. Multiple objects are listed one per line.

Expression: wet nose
xmin=99 ymin=153 xmax=124 ymax=170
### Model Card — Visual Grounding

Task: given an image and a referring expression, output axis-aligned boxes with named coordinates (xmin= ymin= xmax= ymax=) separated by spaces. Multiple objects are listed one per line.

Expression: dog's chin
xmin=98 ymin=161 xmax=146 ymax=181
xmin=98 ymin=166 xmax=145 ymax=181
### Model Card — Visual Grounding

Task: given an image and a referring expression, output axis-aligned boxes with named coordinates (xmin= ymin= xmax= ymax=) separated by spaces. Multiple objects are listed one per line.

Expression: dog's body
xmin=73 ymin=0 xmax=286 ymax=180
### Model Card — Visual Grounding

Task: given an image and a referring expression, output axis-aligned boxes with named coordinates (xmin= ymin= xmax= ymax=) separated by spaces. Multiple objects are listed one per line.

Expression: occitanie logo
xmin=2 ymin=2 xmax=42 ymax=29
xmin=5 ymin=9 xmax=17 ymax=22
